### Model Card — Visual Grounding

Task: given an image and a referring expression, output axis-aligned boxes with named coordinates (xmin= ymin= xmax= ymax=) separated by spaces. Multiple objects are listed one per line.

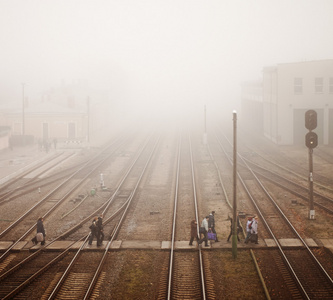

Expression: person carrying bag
xmin=31 ymin=217 xmax=46 ymax=245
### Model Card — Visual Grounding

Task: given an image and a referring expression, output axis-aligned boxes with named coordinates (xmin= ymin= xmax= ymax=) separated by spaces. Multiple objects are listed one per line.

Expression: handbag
xmin=199 ymin=227 xmax=206 ymax=234
xmin=36 ymin=232 xmax=44 ymax=242
xmin=207 ymin=230 xmax=216 ymax=240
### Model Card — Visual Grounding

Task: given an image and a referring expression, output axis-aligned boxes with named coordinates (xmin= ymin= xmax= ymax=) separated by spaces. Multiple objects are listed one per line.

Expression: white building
xmin=242 ymin=59 xmax=333 ymax=145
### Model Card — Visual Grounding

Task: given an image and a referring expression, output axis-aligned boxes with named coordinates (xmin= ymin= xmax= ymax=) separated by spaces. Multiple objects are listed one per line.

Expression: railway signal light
xmin=305 ymin=110 xmax=317 ymax=131
xmin=305 ymin=132 xmax=318 ymax=149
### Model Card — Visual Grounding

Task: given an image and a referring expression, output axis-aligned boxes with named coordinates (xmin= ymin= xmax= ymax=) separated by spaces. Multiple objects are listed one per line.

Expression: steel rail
xmin=0 ymin=135 xmax=158 ymax=299
xmin=218 ymin=131 xmax=333 ymax=297
xmin=1 ymin=236 xmax=86 ymax=300
xmin=207 ymin=134 xmax=271 ymax=300
xmin=242 ymin=158 xmax=333 ymax=214
xmin=167 ymin=134 xmax=181 ymax=300
xmin=0 ymin=137 xmax=127 ymax=261
xmin=82 ymin=135 xmax=160 ymax=300
xmin=0 ymin=151 xmax=63 ymax=189
xmin=189 ymin=134 xmax=207 ymax=300
xmin=244 ymin=141 xmax=333 ymax=191
xmin=58 ymin=134 xmax=155 ymax=238
xmin=166 ymin=133 xmax=206 ymax=299
xmin=215 ymin=131 xmax=310 ymax=298
xmin=0 ymin=152 xmax=74 ymax=202
xmin=47 ymin=135 xmax=160 ymax=300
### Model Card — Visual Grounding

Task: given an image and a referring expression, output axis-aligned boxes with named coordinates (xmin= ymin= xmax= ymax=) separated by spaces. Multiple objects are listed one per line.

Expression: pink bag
xmin=36 ymin=232 xmax=44 ymax=242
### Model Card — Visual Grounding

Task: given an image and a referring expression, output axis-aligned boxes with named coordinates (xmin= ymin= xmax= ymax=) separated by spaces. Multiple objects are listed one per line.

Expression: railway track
xmin=214 ymin=130 xmax=333 ymax=298
xmin=0 ymin=152 xmax=77 ymax=203
xmin=0 ymin=137 xmax=135 ymax=257
xmin=165 ymin=134 xmax=206 ymax=299
xmin=0 ymin=134 xmax=160 ymax=299
xmin=1 ymin=126 xmax=332 ymax=298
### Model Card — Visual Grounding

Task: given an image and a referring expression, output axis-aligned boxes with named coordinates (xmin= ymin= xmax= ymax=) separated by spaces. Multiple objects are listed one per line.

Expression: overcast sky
xmin=1 ymin=0 xmax=333 ymax=117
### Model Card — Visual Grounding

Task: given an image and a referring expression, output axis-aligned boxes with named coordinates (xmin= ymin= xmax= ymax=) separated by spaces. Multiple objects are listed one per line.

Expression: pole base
xmin=309 ymin=210 xmax=315 ymax=220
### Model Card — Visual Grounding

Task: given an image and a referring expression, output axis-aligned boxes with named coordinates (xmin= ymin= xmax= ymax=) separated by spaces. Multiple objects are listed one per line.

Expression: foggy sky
xmin=1 ymin=0 xmax=333 ymax=117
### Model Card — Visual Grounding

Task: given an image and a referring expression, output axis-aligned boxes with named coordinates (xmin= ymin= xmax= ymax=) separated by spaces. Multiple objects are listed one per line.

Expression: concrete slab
xmin=279 ymin=238 xmax=303 ymax=247
xmin=175 ymin=241 xmax=197 ymax=249
xmin=12 ymin=241 xmax=29 ymax=250
xmin=110 ymin=241 xmax=122 ymax=249
xmin=121 ymin=240 xmax=161 ymax=249
xmin=45 ymin=241 xmax=85 ymax=250
xmin=304 ymin=238 xmax=318 ymax=247
xmin=85 ymin=242 xmax=106 ymax=250
xmin=0 ymin=241 xmax=13 ymax=250
xmin=161 ymin=241 xmax=171 ymax=249
xmin=320 ymin=239 xmax=333 ymax=248
xmin=1 ymin=239 xmax=275 ymax=251
xmin=264 ymin=239 xmax=277 ymax=247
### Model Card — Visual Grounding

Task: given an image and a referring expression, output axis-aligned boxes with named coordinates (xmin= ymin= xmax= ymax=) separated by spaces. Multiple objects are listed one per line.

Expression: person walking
xmin=251 ymin=216 xmax=259 ymax=244
xmin=198 ymin=216 xmax=210 ymax=247
xmin=189 ymin=219 xmax=199 ymax=246
xmin=208 ymin=211 xmax=219 ymax=242
xmin=88 ymin=217 xmax=99 ymax=245
xmin=31 ymin=217 xmax=46 ymax=245
xmin=244 ymin=216 xmax=254 ymax=244
xmin=227 ymin=212 xmax=241 ymax=242
xmin=96 ymin=215 xmax=104 ymax=246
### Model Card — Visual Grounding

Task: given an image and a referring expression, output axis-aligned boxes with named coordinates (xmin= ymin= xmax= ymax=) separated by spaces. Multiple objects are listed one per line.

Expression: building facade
xmin=1 ymin=102 xmax=88 ymax=146
xmin=242 ymin=59 xmax=333 ymax=145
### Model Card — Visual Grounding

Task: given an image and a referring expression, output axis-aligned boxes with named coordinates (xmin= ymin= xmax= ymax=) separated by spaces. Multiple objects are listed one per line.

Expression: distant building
xmin=0 ymin=80 xmax=112 ymax=148
xmin=1 ymin=102 xmax=88 ymax=146
xmin=41 ymin=81 xmax=112 ymax=145
xmin=242 ymin=59 xmax=333 ymax=145
xmin=0 ymin=126 xmax=11 ymax=151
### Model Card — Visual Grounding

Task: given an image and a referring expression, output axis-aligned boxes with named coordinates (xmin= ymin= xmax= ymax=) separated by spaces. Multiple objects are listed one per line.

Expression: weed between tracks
xmin=209 ymin=250 xmax=266 ymax=299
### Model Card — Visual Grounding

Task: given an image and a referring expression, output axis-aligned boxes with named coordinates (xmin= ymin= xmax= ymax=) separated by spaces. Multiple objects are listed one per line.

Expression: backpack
xmin=89 ymin=221 xmax=97 ymax=230
xmin=249 ymin=221 xmax=253 ymax=230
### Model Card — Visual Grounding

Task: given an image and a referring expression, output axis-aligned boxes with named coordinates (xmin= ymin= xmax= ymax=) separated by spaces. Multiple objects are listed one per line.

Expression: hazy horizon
xmin=1 ymin=1 xmax=333 ymax=121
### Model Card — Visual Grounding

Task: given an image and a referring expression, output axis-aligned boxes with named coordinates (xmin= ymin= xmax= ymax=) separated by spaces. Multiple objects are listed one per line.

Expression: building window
xmin=315 ymin=77 xmax=323 ymax=94
xmin=294 ymin=78 xmax=302 ymax=94
xmin=330 ymin=78 xmax=333 ymax=94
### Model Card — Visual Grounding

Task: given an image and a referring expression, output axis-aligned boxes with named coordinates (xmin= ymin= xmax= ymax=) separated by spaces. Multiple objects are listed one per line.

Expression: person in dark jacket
xmin=227 ymin=212 xmax=241 ymax=242
xmin=96 ymin=215 xmax=104 ymax=246
xmin=31 ymin=217 xmax=46 ymax=245
xmin=189 ymin=219 xmax=199 ymax=246
xmin=208 ymin=211 xmax=219 ymax=242
xmin=88 ymin=217 xmax=98 ymax=245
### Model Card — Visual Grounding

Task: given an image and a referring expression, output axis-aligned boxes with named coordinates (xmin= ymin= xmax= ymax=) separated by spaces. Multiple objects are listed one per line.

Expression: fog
xmin=1 ymin=0 xmax=333 ymax=126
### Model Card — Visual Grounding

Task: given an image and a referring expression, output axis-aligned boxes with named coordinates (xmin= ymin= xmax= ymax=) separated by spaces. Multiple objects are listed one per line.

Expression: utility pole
xmin=87 ymin=97 xmax=90 ymax=144
xmin=203 ymin=105 xmax=207 ymax=145
xmin=232 ymin=110 xmax=238 ymax=258
xmin=22 ymin=83 xmax=25 ymax=146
